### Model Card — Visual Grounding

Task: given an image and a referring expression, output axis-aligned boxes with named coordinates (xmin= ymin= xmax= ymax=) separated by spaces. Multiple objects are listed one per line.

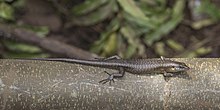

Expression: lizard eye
xmin=165 ymin=66 xmax=178 ymax=72
xmin=171 ymin=66 xmax=177 ymax=70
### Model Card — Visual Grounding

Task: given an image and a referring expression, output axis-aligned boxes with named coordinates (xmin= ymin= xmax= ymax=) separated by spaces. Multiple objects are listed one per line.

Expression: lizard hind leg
xmin=99 ymin=67 xmax=125 ymax=85
xmin=99 ymin=71 xmax=115 ymax=85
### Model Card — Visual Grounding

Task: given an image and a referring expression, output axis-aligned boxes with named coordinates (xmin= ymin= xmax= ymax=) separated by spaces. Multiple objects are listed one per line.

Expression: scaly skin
xmin=19 ymin=56 xmax=190 ymax=84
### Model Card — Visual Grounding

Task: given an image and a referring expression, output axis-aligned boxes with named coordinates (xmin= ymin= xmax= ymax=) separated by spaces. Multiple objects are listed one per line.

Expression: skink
xmin=23 ymin=55 xmax=190 ymax=84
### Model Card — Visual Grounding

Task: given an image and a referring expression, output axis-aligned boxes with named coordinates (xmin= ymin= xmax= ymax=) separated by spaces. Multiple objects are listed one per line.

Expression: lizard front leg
xmin=94 ymin=55 xmax=122 ymax=61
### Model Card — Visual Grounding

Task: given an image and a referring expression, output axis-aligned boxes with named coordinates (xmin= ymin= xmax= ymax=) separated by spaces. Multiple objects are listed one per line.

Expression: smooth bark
xmin=0 ymin=58 xmax=219 ymax=110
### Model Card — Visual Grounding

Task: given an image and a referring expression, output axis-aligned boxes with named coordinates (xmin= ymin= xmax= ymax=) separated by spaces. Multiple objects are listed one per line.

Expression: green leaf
xmin=120 ymin=25 xmax=137 ymax=58
xmin=117 ymin=0 xmax=146 ymax=18
xmin=3 ymin=40 xmax=50 ymax=58
xmin=125 ymin=44 xmax=137 ymax=58
xmin=31 ymin=26 xmax=49 ymax=37
xmin=69 ymin=0 xmax=117 ymax=26
xmin=192 ymin=19 xmax=214 ymax=29
xmin=120 ymin=25 xmax=135 ymax=39
xmin=195 ymin=47 xmax=212 ymax=55
xmin=90 ymin=18 xmax=120 ymax=54
xmin=172 ymin=0 xmax=185 ymax=17
xmin=101 ymin=32 xmax=117 ymax=56
xmin=120 ymin=25 xmax=145 ymax=58
xmin=4 ymin=41 xmax=42 ymax=53
xmin=0 ymin=2 xmax=14 ymax=20
xmin=13 ymin=0 xmax=26 ymax=8
xmin=144 ymin=0 xmax=185 ymax=45
xmin=155 ymin=42 xmax=166 ymax=56
xmin=144 ymin=15 xmax=181 ymax=45
xmin=118 ymin=0 xmax=155 ymax=28
xmin=138 ymin=0 xmax=167 ymax=15
xmin=166 ymin=39 xmax=184 ymax=51
xmin=72 ymin=0 xmax=108 ymax=15
xmin=123 ymin=17 xmax=150 ymax=35
xmin=184 ymin=47 xmax=212 ymax=58
xmin=18 ymin=25 xmax=49 ymax=37
xmin=149 ymin=8 xmax=171 ymax=25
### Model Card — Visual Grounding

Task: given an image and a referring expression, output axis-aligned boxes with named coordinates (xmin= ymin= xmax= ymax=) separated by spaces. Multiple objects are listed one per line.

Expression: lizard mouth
xmin=179 ymin=65 xmax=190 ymax=72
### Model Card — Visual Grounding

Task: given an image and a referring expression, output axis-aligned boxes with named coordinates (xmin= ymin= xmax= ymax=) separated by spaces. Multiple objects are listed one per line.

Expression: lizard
xmin=20 ymin=55 xmax=190 ymax=85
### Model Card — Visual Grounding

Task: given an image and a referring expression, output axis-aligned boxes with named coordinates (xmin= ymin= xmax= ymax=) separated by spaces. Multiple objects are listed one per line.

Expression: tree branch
xmin=0 ymin=58 xmax=219 ymax=109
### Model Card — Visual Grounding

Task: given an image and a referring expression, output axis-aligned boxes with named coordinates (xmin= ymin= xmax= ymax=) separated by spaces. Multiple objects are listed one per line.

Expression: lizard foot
xmin=99 ymin=71 xmax=115 ymax=85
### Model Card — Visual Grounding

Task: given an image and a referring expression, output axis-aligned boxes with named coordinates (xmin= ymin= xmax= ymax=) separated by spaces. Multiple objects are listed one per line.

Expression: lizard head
xmin=164 ymin=61 xmax=190 ymax=73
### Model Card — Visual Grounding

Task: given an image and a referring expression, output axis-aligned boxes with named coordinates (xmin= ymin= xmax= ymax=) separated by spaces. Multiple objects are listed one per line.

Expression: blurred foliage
xmin=155 ymin=42 xmax=166 ymax=56
xmin=2 ymin=24 xmax=50 ymax=58
xmin=182 ymin=47 xmax=212 ymax=58
xmin=0 ymin=0 xmax=25 ymax=21
xmin=176 ymin=37 xmax=212 ymax=58
xmin=166 ymin=39 xmax=184 ymax=52
xmin=72 ymin=0 xmax=220 ymax=58
xmin=3 ymin=41 xmax=49 ymax=58
xmin=70 ymin=0 xmax=186 ymax=58
xmin=21 ymin=25 xmax=49 ymax=37
xmin=1 ymin=0 xmax=220 ymax=58
xmin=0 ymin=0 xmax=50 ymax=58
xmin=190 ymin=0 xmax=220 ymax=29
xmin=1 ymin=25 xmax=50 ymax=58
xmin=68 ymin=0 xmax=117 ymax=26
xmin=71 ymin=0 xmax=109 ymax=15
xmin=198 ymin=0 xmax=220 ymax=21
xmin=0 ymin=1 xmax=14 ymax=20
